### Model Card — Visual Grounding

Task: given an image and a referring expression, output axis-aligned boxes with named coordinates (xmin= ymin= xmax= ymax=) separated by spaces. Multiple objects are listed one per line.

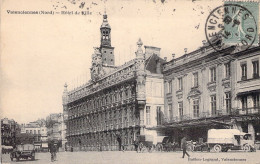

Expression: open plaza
xmin=2 ymin=151 xmax=260 ymax=164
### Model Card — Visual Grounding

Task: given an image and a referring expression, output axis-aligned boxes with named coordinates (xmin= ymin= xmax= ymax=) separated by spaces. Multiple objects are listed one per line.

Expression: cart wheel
xmin=149 ymin=145 xmax=155 ymax=153
xmin=155 ymin=144 xmax=162 ymax=152
xmin=213 ymin=144 xmax=222 ymax=153
xmin=141 ymin=145 xmax=148 ymax=153
xmin=243 ymin=145 xmax=251 ymax=152
xmin=137 ymin=143 xmax=143 ymax=153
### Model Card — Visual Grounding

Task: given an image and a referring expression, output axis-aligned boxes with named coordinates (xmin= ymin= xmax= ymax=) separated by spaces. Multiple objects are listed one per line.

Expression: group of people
xmin=59 ymin=136 xmax=191 ymax=159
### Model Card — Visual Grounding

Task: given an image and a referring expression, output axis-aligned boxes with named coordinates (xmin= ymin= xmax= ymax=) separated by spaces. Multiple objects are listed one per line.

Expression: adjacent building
xmin=162 ymin=43 xmax=260 ymax=147
xmin=1 ymin=118 xmax=20 ymax=146
xmin=46 ymin=113 xmax=67 ymax=151
xmin=20 ymin=120 xmax=47 ymax=150
xmin=62 ymin=13 xmax=165 ymax=151
xmin=234 ymin=47 xmax=260 ymax=145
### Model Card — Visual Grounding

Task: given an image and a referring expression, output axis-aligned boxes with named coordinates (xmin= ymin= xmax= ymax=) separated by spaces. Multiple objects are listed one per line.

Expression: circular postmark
xmin=205 ymin=4 xmax=258 ymax=52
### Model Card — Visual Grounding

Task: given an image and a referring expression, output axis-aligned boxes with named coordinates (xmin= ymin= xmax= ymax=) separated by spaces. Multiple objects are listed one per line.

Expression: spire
xmin=101 ymin=10 xmax=110 ymax=29
xmin=62 ymin=83 xmax=68 ymax=106
xmin=136 ymin=38 xmax=144 ymax=59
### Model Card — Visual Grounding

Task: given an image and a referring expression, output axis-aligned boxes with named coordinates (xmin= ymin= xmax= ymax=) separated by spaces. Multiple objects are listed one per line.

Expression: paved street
xmin=1 ymin=151 xmax=260 ymax=164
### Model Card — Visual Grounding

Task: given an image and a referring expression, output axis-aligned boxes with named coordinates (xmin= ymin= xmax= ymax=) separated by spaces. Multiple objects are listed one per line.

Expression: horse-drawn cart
xmin=136 ymin=135 xmax=155 ymax=153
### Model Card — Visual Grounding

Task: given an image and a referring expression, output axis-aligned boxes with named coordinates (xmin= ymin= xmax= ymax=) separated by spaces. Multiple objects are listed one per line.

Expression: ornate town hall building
xmin=62 ymin=13 xmax=165 ymax=151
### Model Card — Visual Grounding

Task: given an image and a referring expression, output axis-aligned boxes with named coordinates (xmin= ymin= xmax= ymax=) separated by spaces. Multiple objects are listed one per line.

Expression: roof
xmin=100 ymin=14 xmax=111 ymax=29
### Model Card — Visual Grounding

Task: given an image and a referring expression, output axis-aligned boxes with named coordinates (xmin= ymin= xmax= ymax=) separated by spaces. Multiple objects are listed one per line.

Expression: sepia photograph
xmin=1 ymin=0 xmax=260 ymax=163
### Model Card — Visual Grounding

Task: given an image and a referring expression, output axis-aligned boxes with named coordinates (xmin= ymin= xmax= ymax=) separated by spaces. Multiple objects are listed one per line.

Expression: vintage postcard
xmin=1 ymin=0 xmax=260 ymax=163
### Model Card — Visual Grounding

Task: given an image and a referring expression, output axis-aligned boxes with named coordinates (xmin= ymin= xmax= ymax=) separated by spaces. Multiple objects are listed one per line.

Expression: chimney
xmin=184 ymin=48 xmax=187 ymax=54
xmin=172 ymin=53 xmax=175 ymax=59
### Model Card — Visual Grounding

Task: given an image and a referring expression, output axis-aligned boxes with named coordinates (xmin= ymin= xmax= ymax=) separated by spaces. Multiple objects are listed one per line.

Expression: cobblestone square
xmin=2 ymin=151 xmax=260 ymax=164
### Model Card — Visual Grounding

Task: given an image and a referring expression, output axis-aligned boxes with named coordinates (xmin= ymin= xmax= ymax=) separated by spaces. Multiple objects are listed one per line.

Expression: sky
xmin=1 ymin=0 xmax=227 ymax=124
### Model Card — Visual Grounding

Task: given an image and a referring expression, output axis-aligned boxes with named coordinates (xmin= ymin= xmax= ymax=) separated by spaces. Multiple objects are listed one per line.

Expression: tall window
xmin=193 ymin=99 xmax=199 ymax=118
xmin=210 ymin=95 xmax=216 ymax=116
xmin=210 ymin=67 xmax=216 ymax=82
xmin=252 ymin=60 xmax=259 ymax=78
xmin=225 ymin=62 xmax=231 ymax=78
xmin=156 ymin=106 xmax=162 ymax=125
xmin=124 ymin=108 xmax=128 ymax=126
xmin=242 ymin=96 xmax=247 ymax=109
xmin=168 ymin=104 xmax=173 ymax=121
xmin=168 ymin=80 xmax=172 ymax=93
xmin=193 ymin=72 xmax=198 ymax=87
xmin=253 ymin=94 xmax=260 ymax=108
xmin=225 ymin=92 xmax=231 ymax=114
xmin=178 ymin=77 xmax=183 ymax=90
xmin=178 ymin=102 xmax=183 ymax=119
xmin=146 ymin=106 xmax=151 ymax=125
xmin=113 ymin=111 xmax=117 ymax=127
xmin=241 ymin=63 xmax=247 ymax=80
xmin=26 ymin=130 xmax=29 ymax=133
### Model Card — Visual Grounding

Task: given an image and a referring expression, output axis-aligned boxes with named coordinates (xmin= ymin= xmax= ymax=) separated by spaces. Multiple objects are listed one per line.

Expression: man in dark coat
xmin=181 ymin=137 xmax=190 ymax=158
xmin=49 ymin=141 xmax=57 ymax=162
xmin=117 ymin=136 xmax=122 ymax=151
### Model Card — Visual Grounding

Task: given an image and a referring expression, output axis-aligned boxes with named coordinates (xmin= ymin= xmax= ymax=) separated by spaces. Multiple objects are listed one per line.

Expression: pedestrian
xmin=49 ymin=141 xmax=57 ymax=162
xmin=117 ymin=136 xmax=122 ymax=151
xmin=181 ymin=137 xmax=190 ymax=158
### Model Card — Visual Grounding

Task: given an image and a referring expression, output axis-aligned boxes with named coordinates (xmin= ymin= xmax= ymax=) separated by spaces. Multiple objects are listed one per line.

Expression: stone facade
xmin=1 ymin=118 xmax=20 ymax=146
xmin=63 ymin=14 xmax=165 ymax=151
xmin=234 ymin=47 xmax=260 ymax=145
xmin=46 ymin=113 xmax=67 ymax=151
xmin=163 ymin=43 xmax=260 ymax=145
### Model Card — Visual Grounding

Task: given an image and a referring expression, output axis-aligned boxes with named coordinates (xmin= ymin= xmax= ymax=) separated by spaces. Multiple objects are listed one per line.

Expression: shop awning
xmin=147 ymin=117 xmax=232 ymax=130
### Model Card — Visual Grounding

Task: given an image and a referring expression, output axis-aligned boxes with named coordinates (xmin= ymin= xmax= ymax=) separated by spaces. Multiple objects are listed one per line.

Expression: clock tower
xmin=100 ymin=13 xmax=115 ymax=66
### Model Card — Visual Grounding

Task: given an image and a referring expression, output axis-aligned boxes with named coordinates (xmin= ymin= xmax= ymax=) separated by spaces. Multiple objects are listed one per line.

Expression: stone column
xmin=135 ymin=38 xmax=146 ymax=135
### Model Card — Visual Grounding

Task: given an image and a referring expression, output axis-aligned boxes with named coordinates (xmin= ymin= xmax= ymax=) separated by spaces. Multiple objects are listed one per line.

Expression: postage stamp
xmin=205 ymin=1 xmax=259 ymax=52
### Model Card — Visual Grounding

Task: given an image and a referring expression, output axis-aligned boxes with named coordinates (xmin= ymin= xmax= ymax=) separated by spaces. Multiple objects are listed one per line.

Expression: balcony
xmin=207 ymin=81 xmax=216 ymax=92
xmin=171 ymin=110 xmax=229 ymax=122
xmin=168 ymin=107 xmax=260 ymax=124
xmin=222 ymin=77 xmax=231 ymax=88
xmin=176 ymin=90 xmax=183 ymax=99
xmin=231 ymin=107 xmax=260 ymax=115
